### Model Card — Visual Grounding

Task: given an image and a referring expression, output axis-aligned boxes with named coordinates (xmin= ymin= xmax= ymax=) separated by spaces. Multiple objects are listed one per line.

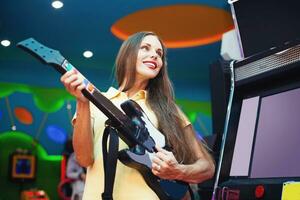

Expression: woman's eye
xmin=141 ymin=45 xmax=149 ymax=50
xmin=157 ymin=51 xmax=162 ymax=57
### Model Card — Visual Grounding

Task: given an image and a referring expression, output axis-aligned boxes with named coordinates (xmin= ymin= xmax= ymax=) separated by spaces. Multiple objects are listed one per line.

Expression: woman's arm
xmin=152 ymin=125 xmax=215 ymax=183
xmin=61 ymin=69 xmax=94 ymax=167
xmin=72 ymin=101 xmax=94 ymax=167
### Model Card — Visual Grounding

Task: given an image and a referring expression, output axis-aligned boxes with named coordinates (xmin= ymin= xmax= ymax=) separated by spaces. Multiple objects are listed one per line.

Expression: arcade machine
xmin=211 ymin=0 xmax=300 ymax=199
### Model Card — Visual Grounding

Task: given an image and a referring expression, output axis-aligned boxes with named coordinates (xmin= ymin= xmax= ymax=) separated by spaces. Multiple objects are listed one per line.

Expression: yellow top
xmin=76 ymin=87 xmax=190 ymax=200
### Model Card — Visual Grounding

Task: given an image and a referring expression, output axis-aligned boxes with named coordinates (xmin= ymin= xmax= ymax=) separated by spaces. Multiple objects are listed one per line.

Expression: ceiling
xmin=0 ymin=0 xmax=233 ymax=100
xmin=0 ymin=0 xmax=233 ymax=154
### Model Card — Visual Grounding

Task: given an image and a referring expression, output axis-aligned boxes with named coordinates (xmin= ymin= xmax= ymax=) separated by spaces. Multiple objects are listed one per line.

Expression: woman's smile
xmin=143 ymin=60 xmax=158 ymax=69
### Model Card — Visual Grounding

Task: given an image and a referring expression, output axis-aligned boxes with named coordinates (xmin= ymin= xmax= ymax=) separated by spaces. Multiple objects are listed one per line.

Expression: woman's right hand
xmin=60 ymin=69 xmax=88 ymax=103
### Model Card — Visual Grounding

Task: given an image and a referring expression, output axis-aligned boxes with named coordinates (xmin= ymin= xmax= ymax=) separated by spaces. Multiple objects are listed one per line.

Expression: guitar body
xmin=119 ymin=148 xmax=189 ymax=200
xmin=17 ymin=38 xmax=190 ymax=200
xmin=118 ymin=100 xmax=189 ymax=200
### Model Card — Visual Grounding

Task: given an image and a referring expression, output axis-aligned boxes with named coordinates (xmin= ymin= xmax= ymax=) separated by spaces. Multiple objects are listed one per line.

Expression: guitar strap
xmin=101 ymin=125 xmax=119 ymax=200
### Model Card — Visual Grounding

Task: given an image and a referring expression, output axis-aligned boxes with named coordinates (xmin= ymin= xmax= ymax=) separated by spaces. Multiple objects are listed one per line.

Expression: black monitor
xmin=231 ymin=0 xmax=300 ymax=58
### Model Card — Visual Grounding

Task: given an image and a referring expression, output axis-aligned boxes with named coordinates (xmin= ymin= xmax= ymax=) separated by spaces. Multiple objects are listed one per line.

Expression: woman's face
xmin=135 ymin=35 xmax=164 ymax=81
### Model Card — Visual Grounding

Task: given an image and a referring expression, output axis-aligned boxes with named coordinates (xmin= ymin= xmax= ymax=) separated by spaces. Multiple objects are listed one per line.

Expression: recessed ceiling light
xmin=83 ymin=51 xmax=93 ymax=58
xmin=52 ymin=1 xmax=63 ymax=9
xmin=1 ymin=40 xmax=11 ymax=47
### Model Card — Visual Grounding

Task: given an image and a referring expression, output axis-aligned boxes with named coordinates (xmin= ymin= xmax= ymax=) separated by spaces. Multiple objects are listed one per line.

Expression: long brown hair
xmin=115 ymin=31 xmax=198 ymax=164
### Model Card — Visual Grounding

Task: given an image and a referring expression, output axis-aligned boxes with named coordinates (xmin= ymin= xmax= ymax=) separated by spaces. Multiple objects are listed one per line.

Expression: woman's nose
xmin=151 ymin=54 xmax=157 ymax=59
xmin=150 ymin=50 xmax=158 ymax=59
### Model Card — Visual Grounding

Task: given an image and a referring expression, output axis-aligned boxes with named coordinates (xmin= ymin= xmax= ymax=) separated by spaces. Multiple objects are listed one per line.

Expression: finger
xmin=153 ymin=155 xmax=170 ymax=170
xmin=156 ymin=146 xmax=172 ymax=155
xmin=156 ymin=151 xmax=178 ymax=167
xmin=61 ymin=69 xmax=76 ymax=82
xmin=155 ymin=145 xmax=163 ymax=152
xmin=65 ymin=74 xmax=78 ymax=84
xmin=70 ymin=78 xmax=84 ymax=90
xmin=63 ymin=76 xmax=80 ymax=92
xmin=152 ymin=156 xmax=162 ymax=165
xmin=155 ymin=152 xmax=169 ymax=162
xmin=152 ymin=168 xmax=159 ymax=175
xmin=77 ymin=83 xmax=86 ymax=91
xmin=152 ymin=156 xmax=167 ymax=168
xmin=152 ymin=162 xmax=160 ymax=171
xmin=151 ymin=163 xmax=162 ymax=176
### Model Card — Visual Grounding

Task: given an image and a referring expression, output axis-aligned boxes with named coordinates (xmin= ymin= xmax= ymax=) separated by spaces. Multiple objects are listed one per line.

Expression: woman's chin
xmin=137 ymin=71 xmax=159 ymax=80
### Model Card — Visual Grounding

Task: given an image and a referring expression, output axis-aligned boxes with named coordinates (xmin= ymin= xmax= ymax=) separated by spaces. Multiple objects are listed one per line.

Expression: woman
xmin=61 ymin=31 xmax=215 ymax=200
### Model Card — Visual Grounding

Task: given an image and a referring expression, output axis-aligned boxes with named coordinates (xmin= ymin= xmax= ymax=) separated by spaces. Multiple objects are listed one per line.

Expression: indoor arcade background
xmin=0 ymin=0 xmax=233 ymax=199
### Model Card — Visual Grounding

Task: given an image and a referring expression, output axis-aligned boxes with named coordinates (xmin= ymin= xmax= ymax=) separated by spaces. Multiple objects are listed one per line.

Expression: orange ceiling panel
xmin=111 ymin=4 xmax=234 ymax=48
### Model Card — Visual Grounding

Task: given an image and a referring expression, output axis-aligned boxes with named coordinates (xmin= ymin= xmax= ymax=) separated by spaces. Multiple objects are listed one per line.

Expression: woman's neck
xmin=123 ymin=78 xmax=148 ymax=98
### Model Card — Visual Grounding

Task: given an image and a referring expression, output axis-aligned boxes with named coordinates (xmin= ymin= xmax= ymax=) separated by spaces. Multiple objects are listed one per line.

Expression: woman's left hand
xmin=151 ymin=146 xmax=183 ymax=180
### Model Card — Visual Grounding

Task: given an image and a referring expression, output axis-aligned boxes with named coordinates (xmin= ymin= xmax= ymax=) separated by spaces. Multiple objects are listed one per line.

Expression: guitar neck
xmin=17 ymin=38 xmax=137 ymax=147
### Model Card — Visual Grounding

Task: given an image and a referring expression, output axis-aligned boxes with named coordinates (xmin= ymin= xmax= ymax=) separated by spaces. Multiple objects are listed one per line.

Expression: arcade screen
xmin=230 ymin=87 xmax=300 ymax=178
